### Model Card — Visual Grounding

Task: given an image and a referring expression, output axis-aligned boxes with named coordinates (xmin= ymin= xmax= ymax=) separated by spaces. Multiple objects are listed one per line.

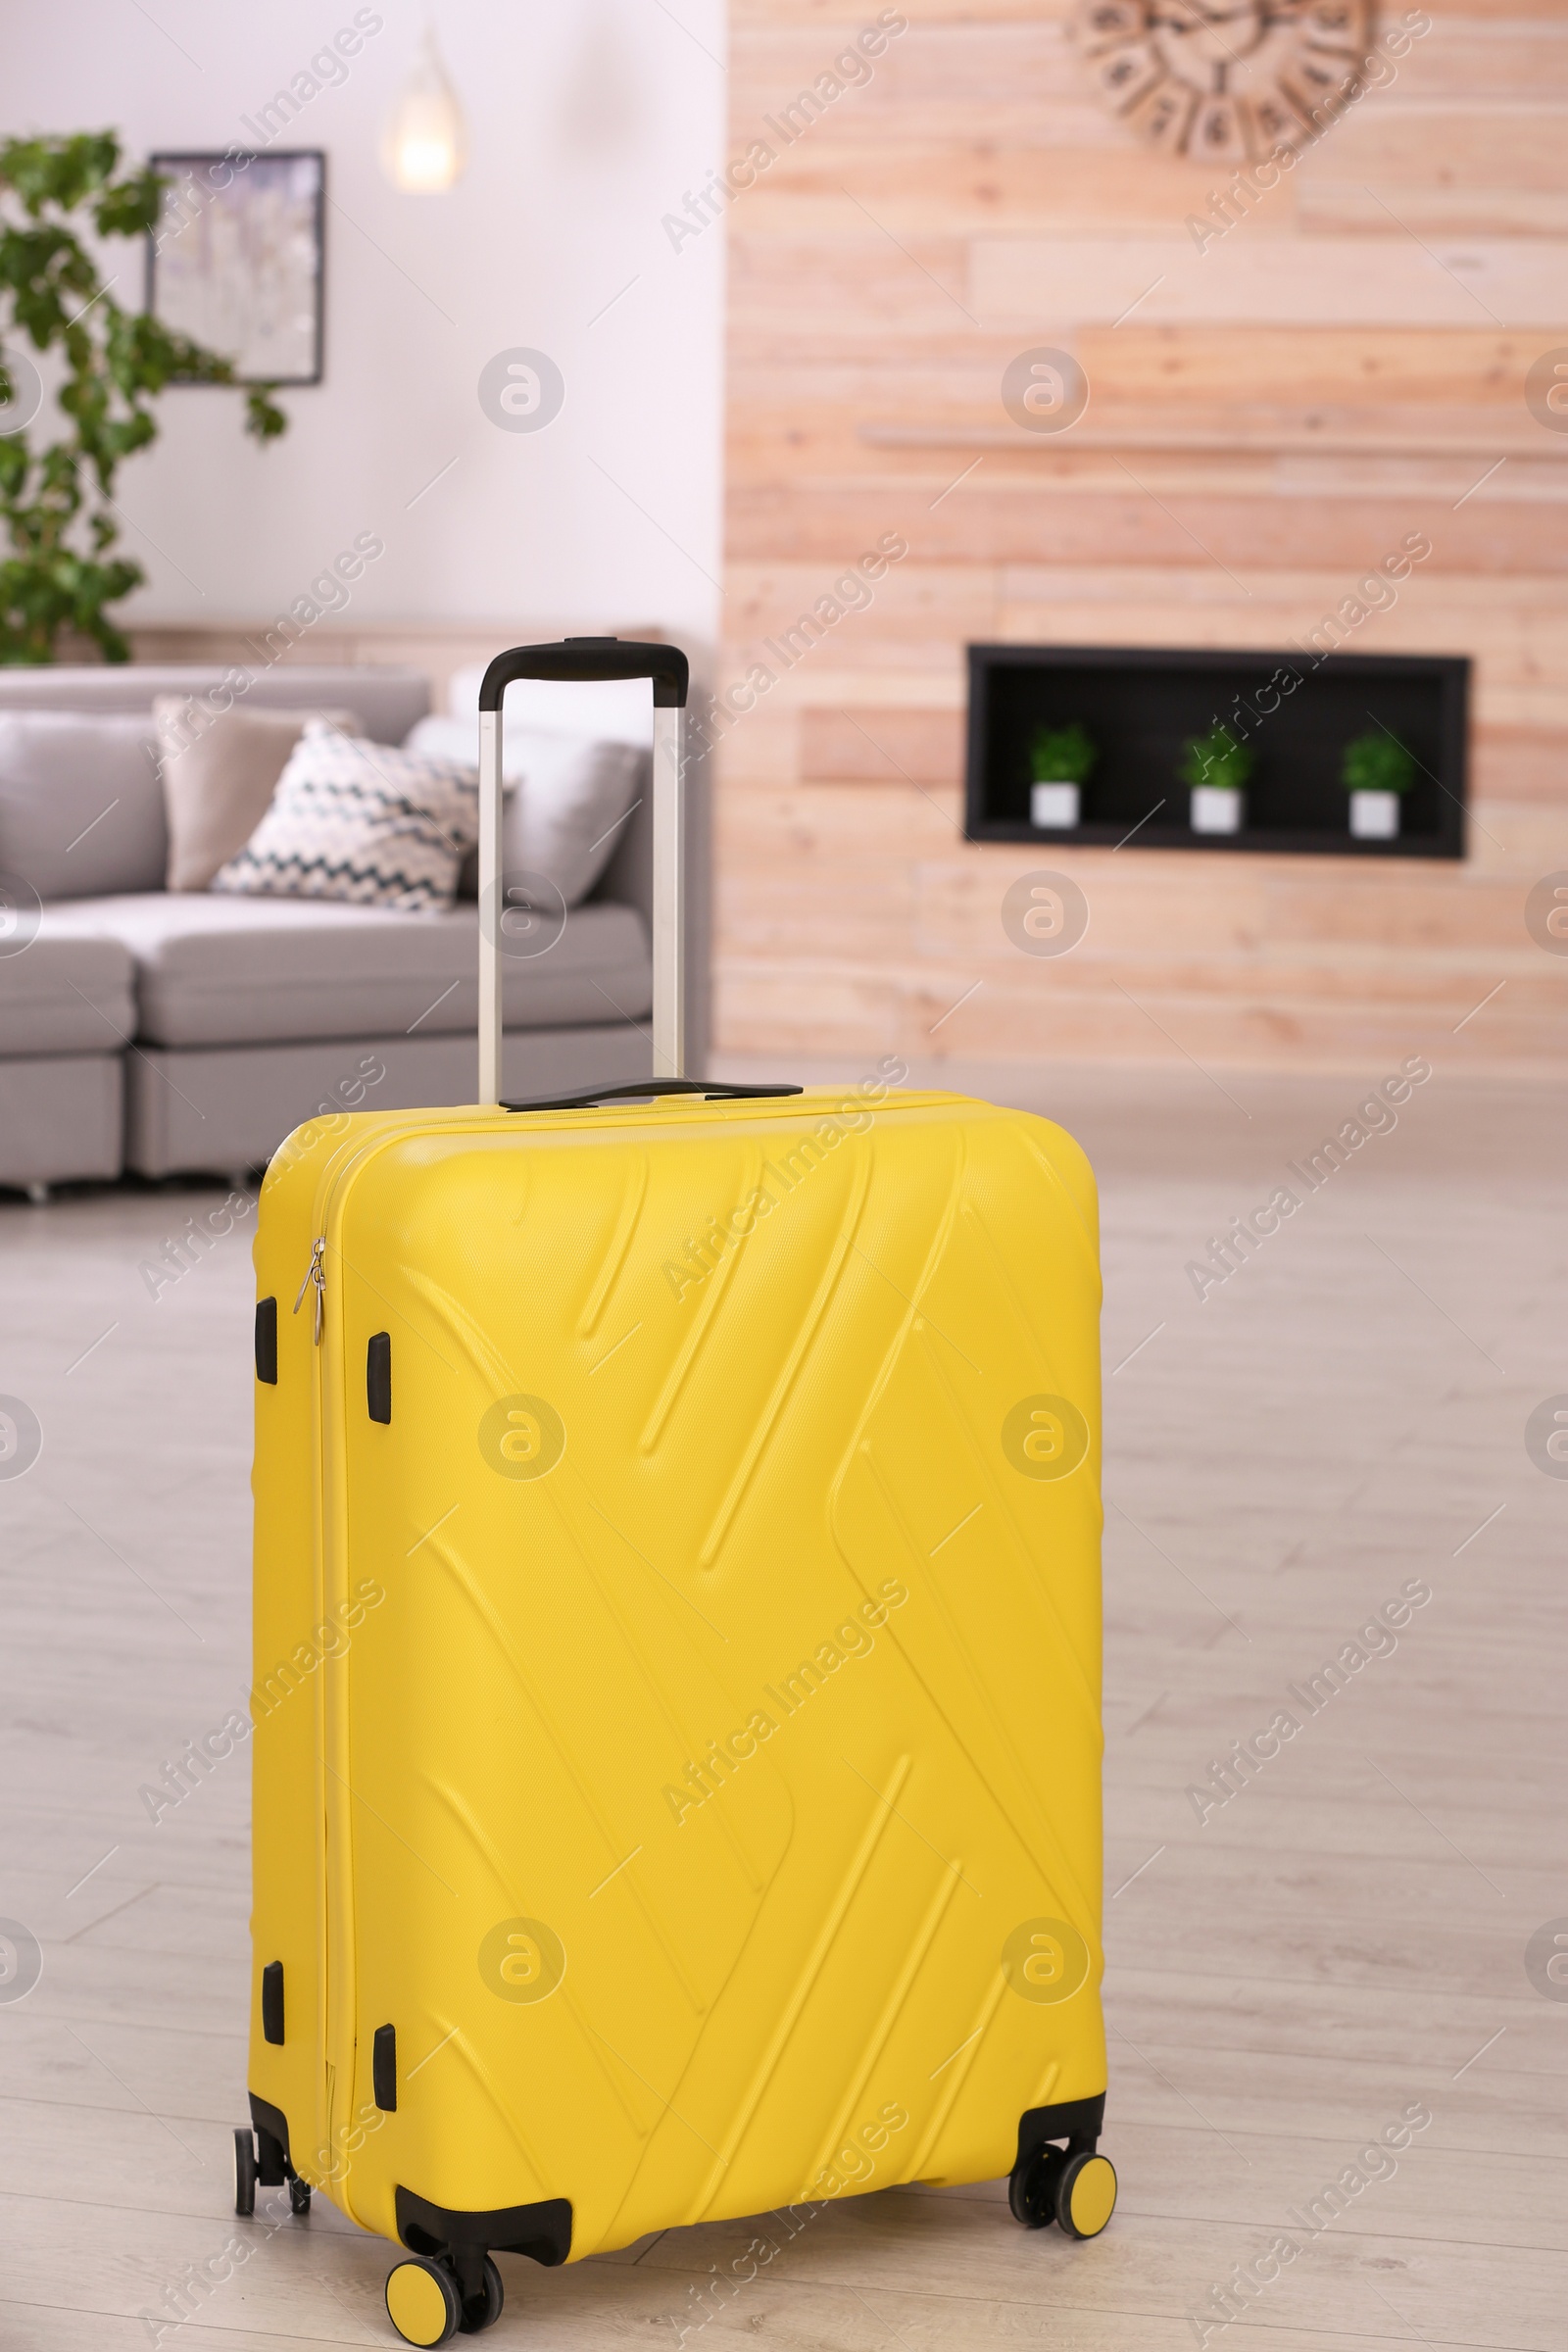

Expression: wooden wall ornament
xmin=1073 ymin=0 xmax=1374 ymax=165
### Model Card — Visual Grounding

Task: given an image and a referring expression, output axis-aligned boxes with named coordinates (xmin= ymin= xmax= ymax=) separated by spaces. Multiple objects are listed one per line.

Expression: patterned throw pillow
xmin=211 ymin=723 xmax=477 ymax=913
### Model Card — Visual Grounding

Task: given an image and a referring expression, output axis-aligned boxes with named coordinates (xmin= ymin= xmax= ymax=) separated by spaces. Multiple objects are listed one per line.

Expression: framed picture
xmin=146 ymin=150 xmax=324 ymax=386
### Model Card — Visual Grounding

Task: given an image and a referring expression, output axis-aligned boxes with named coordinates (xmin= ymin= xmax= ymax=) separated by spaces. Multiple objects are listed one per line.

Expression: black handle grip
xmin=479 ymin=637 xmax=689 ymax=711
xmin=504 ymin=1080 xmax=802 ymax=1115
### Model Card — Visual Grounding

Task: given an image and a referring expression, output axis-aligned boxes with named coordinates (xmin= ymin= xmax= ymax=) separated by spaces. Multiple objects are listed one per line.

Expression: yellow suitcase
xmin=238 ymin=644 xmax=1114 ymax=2346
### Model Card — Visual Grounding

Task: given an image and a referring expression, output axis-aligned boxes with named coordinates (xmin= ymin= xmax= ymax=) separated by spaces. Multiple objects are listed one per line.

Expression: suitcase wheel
xmin=386 ymin=2257 xmax=462 ymax=2347
xmin=1007 ymin=2141 xmax=1065 ymax=2229
xmin=233 ymin=2128 xmax=258 ymax=2218
xmin=1008 ymin=2144 xmax=1117 ymax=2240
xmin=1057 ymin=2150 xmax=1117 ymax=2240
xmin=459 ymin=2256 xmax=504 ymax=2334
xmin=288 ymin=2171 xmax=312 ymax=2216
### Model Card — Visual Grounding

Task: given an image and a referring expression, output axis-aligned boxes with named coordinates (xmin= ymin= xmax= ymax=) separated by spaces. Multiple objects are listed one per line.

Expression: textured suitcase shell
xmin=246 ymin=1083 xmax=1105 ymax=2264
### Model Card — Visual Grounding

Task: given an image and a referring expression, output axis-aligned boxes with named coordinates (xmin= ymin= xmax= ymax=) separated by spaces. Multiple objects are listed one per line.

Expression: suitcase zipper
xmin=293 ymin=1237 xmax=325 ymax=1345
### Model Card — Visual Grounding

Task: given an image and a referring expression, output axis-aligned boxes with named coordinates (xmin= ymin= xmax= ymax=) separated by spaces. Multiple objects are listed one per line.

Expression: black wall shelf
xmin=965 ymin=645 xmax=1470 ymax=860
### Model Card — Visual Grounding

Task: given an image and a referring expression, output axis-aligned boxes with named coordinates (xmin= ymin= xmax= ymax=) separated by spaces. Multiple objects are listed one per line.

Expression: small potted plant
xmin=1178 ymin=724 xmax=1253 ymax=835
xmin=1028 ymin=720 xmax=1097 ymax=829
xmin=1342 ymin=731 xmax=1415 ymax=839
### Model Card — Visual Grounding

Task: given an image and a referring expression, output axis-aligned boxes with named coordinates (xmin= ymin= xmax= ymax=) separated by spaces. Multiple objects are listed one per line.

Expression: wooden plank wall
xmin=718 ymin=0 xmax=1568 ymax=1076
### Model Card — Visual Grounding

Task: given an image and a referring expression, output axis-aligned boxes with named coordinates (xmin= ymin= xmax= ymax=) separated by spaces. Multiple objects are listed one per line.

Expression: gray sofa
xmin=0 ymin=664 xmax=696 ymax=1195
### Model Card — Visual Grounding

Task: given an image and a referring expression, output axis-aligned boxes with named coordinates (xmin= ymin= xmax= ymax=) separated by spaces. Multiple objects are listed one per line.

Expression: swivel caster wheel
xmin=287 ymin=2169 xmax=312 ymax=2216
xmin=458 ymin=2256 xmax=504 ymax=2334
xmin=1009 ymin=2145 xmax=1117 ymax=2240
xmin=1008 ymin=2141 xmax=1065 ymax=2228
xmin=386 ymin=2257 xmax=462 ymax=2347
xmin=385 ymin=2253 xmax=503 ymax=2345
xmin=1056 ymin=2150 xmax=1117 ymax=2238
xmin=233 ymin=2127 xmax=258 ymax=2217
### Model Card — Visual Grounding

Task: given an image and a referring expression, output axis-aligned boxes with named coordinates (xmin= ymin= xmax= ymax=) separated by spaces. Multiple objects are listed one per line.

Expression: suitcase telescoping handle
xmin=475 ymin=638 xmax=690 ymax=1105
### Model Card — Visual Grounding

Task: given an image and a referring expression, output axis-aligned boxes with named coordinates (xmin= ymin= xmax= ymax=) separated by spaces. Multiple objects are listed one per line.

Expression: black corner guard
xmin=396 ymin=2185 xmax=573 ymax=2268
xmin=1014 ymin=2092 xmax=1105 ymax=2175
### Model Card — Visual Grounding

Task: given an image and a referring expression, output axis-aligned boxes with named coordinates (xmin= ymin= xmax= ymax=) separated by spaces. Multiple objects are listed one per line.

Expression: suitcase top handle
xmin=503 ymin=1079 xmax=803 ymax=1114
xmin=478 ymin=636 xmax=689 ymax=710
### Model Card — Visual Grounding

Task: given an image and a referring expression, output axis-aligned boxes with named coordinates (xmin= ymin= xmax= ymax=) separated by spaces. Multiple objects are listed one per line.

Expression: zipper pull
xmin=293 ymin=1238 xmax=325 ymax=1346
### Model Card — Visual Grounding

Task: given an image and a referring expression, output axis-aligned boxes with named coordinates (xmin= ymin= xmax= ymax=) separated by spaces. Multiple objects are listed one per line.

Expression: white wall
xmin=1 ymin=0 xmax=725 ymax=658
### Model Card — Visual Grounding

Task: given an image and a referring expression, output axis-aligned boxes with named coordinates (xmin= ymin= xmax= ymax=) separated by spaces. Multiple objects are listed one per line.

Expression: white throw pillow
xmin=403 ymin=713 xmax=645 ymax=907
xmin=211 ymin=723 xmax=476 ymax=913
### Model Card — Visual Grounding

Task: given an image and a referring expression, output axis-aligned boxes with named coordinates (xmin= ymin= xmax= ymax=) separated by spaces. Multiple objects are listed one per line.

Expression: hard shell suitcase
xmin=240 ymin=641 xmax=1114 ymax=2346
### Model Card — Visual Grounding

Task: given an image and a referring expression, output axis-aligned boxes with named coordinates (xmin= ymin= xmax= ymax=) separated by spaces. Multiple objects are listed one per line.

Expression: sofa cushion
xmin=212 ymin=725 xmax=478 ymax=912
xmin=156 ymin=697 xmax=357 ymax=891
xmin=405 ymin=714 xmax=645 ymax=908
xmin=43 ymin=892 xmax=652 ymax=1048
xmin=0 ymin=712 xmax=167 ymax=900
xmin=1 ymin=926 xmax=135 ymax=1054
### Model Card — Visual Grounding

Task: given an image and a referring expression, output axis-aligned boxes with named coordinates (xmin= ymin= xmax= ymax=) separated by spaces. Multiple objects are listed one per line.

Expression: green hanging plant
xmin=1177 ymin=723 xmax=1254 ymax=795
xmin=0 ymin=131 xmax=287 ymax=665
xmin=1029 ymin=720 xmax=1098 ymax=786
xmin=1341 ymin=731 xmax=1416 ymax=795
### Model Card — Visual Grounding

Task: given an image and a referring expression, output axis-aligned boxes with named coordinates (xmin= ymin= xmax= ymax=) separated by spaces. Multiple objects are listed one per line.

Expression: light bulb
xmin=383 ymin=28 xmax=467 ymax=193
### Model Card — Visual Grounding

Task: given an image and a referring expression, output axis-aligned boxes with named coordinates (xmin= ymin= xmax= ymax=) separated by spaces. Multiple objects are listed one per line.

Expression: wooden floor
xmin=1 ymin=1063 xmax=1562 ymax=2349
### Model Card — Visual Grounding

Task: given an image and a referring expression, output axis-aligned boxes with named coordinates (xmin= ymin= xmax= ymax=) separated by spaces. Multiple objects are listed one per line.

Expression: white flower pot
xmin=1190 ymin=785 xmax=1244 ymax=835
xmin=1349 ymin=789 xmax=1399 ymax=839
xmin=1030 ymin=781 xmax=1081 ymax=828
